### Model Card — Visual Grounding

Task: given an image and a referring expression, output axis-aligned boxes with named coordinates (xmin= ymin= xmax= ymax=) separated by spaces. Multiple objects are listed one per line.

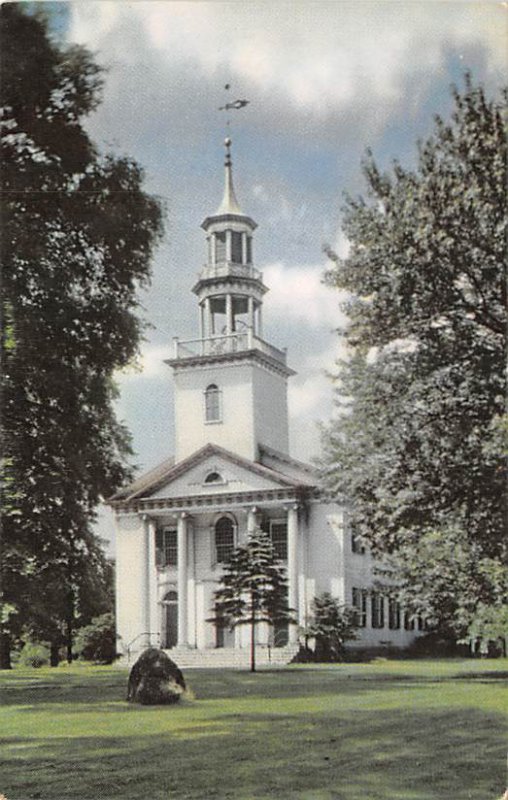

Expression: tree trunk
xmin=250 ymin=613 xmax=256 ymax=673
xmin=66 ymin=617 xmax=73 ymax=664
xmin=0 ymin=632 xmax=12 ymax=670
xmin=66 ymin=541 xmax=75 ymax=664
xmin=50 ymin=642 xmax=60 ymax=667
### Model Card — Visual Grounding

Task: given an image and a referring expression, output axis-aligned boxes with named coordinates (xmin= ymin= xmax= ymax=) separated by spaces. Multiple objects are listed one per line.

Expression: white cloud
xmin=118 ymin=343 xmax=171 ymax=382
xmin=263 ymin=262 xmax=347 ymax=329
xmin=70 ymin=1 xmax=507 ymax=119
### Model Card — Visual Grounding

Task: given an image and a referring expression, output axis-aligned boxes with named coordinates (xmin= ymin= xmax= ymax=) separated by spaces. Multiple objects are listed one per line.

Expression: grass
xmin=1 ymin=658 xmax=507 ymax=800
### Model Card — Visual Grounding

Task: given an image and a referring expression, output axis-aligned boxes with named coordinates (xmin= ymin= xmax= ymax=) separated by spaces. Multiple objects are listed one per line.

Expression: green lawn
xmin=1 ymin=659 xmax=506 ymax=800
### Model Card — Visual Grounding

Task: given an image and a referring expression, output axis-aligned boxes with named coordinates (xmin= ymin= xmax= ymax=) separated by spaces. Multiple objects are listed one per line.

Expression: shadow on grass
xmin=2 ymin=706 xmax=505 ymax=800
xmin=453 ymin=670 xmax=508 ymax=682
xmin=0 ymin=668 xmax=428 ymax=708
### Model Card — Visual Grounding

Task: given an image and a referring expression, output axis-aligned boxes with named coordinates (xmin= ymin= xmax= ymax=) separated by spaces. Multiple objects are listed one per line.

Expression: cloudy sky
xmin=51 ymin=1 xmax=506 ymax=543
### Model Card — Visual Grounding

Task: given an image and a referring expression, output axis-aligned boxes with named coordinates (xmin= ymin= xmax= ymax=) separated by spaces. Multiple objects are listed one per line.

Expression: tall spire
xmin=216 ymin=137 xmax=242 ymax=215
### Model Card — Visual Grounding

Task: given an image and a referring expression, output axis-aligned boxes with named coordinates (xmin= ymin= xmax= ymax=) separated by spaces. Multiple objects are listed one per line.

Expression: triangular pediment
xmin=109 ymin=444 xmax=314 ymax=505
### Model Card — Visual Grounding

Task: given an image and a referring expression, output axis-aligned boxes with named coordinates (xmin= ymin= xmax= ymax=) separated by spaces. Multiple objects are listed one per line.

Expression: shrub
xmin=305 ymin=593 xmax=359 ymax=662
xmin=74 ymin=613 xmax=117 ymax=664
xmin=18 ymin=642 xmax=50 ymax=668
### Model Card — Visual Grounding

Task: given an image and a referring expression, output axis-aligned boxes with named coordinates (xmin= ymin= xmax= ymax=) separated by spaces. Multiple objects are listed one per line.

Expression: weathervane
xmin=219 ymin=83 xmax=250 ymax=135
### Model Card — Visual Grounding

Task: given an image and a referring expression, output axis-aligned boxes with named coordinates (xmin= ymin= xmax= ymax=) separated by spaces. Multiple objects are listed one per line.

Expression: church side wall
xmin=252 ymin=365 xmax=290 ymax=455
xmin=305 ymin=502 xmax=420 ymax=650
xmin=115 ymin=514 xmax=148 ymax=655
xmin=305 ymin=502 xmax=345 ymax=599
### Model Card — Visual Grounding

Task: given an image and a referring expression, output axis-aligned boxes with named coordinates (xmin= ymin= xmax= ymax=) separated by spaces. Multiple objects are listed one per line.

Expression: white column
xmin=177 ymin=513 xmax=188 ymax=646
xmin=241 ymin=231 xmax=247 ymax=264
xmin=204 ymin=297 xmax=212 ymax=336
xmin=226 ymin=230 xmax=232 ymax=262
xmin=248 ymin=296 xmax=254 ymax=334
xmin=297 ymin=519 xmax=307 ymax=630
xmin=226 ymin=293 xmax=233 ymax=335
xmin=199 ymin=303 xmax=205 ymax=340
xmin=187 ymin=523 xmax=196 ymax=648
xmin=287 ymin=505 xmax=299 ymax=644
xmin=141 ymin=515 xmax=151 ymax=648
xmin=257 ymin=305 xmax=263 ymax=338
xmin=247 ymin=506 xmax=258 ymax=538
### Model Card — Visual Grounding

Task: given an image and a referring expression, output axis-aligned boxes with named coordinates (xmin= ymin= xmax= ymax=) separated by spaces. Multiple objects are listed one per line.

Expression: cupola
xmin=193 ymin=137 xmax=267 ymax=338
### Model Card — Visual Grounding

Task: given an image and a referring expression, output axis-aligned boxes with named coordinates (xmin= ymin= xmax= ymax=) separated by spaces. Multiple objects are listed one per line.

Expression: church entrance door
xmin=161 ymin=591 xmax=178 ymax=649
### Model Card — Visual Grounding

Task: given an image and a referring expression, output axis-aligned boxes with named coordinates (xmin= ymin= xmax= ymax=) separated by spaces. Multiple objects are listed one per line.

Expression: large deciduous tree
xmin=0 ymin=5 xmax=164 ymax=667
xmin=322 ymin=76 xmax=507 ymax=641
xmin=211 ymin=530 xmax=295 ymax=672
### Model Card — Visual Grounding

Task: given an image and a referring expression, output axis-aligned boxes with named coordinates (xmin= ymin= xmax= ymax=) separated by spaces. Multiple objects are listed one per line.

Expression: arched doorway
xmin=161 ymin=590 xmax=178 ymax=649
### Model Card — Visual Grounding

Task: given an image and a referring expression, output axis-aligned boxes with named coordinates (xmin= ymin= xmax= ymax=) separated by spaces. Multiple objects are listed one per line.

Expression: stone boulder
xmin=127 ymin=647 xmax=186 ymax=705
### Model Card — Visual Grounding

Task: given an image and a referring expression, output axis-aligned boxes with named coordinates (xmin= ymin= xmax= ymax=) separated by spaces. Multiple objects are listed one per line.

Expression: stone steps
xmin=167 ymin=644 xmax=299 ymax=669
xmin=120 ymin=644 xmax=299 ymax=670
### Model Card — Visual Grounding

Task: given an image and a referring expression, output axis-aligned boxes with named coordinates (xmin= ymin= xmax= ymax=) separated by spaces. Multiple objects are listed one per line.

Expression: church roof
xmin=258 ymin=444 xmax=317 ymax=477
xmin=109 ymin=456 xmax=176 ymax=502
xmin=108 ymin=443 xmax=317 ymax=505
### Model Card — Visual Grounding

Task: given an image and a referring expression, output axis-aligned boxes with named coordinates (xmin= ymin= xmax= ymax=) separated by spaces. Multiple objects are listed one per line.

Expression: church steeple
xmin=216 ymin=137 xmax=242 ymax=215
xmin=196 ymin=137 xmax=264 ymax=338
xmin=167 ymin=137 xmax=295 ymax=463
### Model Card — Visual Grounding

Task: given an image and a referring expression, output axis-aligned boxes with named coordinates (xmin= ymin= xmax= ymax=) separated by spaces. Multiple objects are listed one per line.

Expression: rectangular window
xmin=215 ymin=231 xmax=226 ymax=262
xmin=388 ymin=598 xmax=401 ymax=630
xmin=352 ymin=587 xmax=367 ymax=628
xmin=246 ymin=236 xmax=252 ymax=263
xmin=269 ymin=521 xmax=288 ymax=560
xmin=231 ymin=231 xmax=242 ymax=264
xmin=404 ymin=612 xmax=415 ymax=631
xmin=155 ymin=528 xmax=177 ymax=568
xmin=351 ymin=532 xmax=366 ymax=554
xmin=371 ymin=593 xmax=385 ymax=629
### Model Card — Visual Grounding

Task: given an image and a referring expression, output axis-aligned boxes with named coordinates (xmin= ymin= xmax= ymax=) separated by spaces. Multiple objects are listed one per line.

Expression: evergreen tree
xmin=322 ymin=75 xmax=507 ymax=640
xmin=211 ymin=530 xmax=295 ymax=672
xmin=0 ymin=5 xmax=164 ymax=667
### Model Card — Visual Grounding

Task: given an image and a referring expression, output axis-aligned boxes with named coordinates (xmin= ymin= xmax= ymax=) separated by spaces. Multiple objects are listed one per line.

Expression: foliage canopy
xmin=0 ymin=5 xmax=164 ymax=667
xmin=322 ymin=75 xmax=507 ymax=639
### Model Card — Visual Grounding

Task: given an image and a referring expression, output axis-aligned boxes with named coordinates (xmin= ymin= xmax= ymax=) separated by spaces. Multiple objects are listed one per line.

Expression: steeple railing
xmin=198 ymin=263 xmax=262 ymax=282
xmin=172 ymin=331 xmax=287 ymax=365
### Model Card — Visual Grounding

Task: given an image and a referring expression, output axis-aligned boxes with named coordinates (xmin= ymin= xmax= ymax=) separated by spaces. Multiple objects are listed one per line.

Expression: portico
xmin=112 ymin=449 xmax=310 ymax=654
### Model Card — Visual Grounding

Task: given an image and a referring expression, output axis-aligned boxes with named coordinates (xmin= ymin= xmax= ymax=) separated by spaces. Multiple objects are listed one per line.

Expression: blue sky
xmin=53 ymin=1 xmax=506 ymax=546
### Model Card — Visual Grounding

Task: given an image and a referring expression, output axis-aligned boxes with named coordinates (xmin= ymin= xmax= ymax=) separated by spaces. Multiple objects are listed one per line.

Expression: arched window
xmin=205 ymin=384 xmax=221 ymax=422
xmin=215 ymin=516 xmax=235 ymax=563
xmin=204 ymin=471 xmax=223 ymax=484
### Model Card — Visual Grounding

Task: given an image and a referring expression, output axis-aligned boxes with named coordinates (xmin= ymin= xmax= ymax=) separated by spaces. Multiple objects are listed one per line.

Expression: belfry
xmin=110 ymin=140 xmax=420 ymax=665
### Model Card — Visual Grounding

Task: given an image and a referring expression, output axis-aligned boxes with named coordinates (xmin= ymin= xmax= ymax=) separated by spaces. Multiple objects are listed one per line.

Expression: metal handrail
xmin=125 ymin=631 xmax=161 ymax=663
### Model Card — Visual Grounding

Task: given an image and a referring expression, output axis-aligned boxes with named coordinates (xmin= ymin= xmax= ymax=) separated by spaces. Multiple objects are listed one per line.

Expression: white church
xmin=110 ymin=139 xmax=419 ymax=665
